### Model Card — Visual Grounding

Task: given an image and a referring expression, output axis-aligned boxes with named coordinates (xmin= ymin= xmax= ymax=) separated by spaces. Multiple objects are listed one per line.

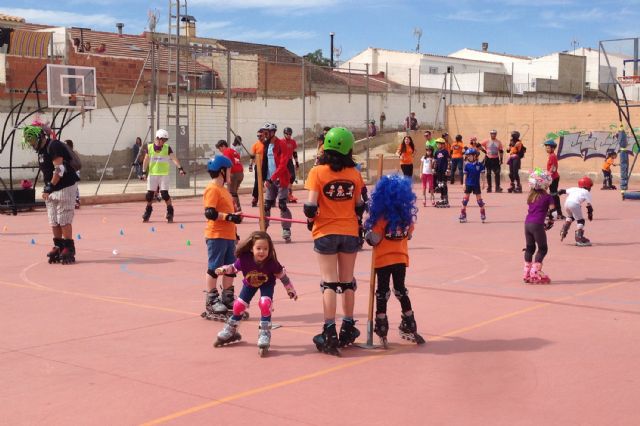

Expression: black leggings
xmin=400 ymin=164 xmax=413 ymax=178
xmin=549 ymin=177 xmax=562 ymax=216
xmin=485 ymin=157 xmax=501 ymax=190
xmin=375 ymin=263 xmax=413 ymax=315
xmin=524 ymin=222 xmax=548 ymax=263
xmin=508 ymin=157 xmax=521 ymax=186
xmin=435 ymin=170 xmax=448 ymax=200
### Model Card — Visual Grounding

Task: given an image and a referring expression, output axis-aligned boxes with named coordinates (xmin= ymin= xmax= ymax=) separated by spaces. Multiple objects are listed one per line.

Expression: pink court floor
xmin=1 ymin=184 xmax=639 ymax=425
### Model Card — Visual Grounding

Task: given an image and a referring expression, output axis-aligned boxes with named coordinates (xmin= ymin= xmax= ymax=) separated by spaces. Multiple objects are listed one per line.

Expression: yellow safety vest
xmin=148 ymin=143 xmax=170 ymax=176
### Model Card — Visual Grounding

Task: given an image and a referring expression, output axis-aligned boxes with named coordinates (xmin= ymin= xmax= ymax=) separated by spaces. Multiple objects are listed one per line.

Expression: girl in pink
xmin=420 ymin=146 xmax=435 ymax=207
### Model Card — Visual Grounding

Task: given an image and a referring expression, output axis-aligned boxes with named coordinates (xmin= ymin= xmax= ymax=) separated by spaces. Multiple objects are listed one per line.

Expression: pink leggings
xmin=421 ymin=174 xmax=434 ymax=193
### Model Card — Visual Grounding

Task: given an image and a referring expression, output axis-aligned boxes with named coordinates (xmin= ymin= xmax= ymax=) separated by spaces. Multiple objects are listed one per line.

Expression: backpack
xmin=518 ymin=144 xmax=526 ymax=159
xmin=63 ymin=143 xmax=82 ymax=171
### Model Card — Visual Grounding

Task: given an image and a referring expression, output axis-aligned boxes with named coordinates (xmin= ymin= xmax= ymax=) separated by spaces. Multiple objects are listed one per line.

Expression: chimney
xmin=181 ymin=15 xmax=196 ymax=38
xmin=116 ymin=23 xmax=124 ymax=36
xmin=481 ymin=42 xmax=489 ymax=52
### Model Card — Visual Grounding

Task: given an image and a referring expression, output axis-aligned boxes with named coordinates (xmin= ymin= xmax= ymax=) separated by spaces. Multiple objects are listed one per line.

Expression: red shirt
xmin=222 ymin=147 xmax=243 ymax=174
xmin=546 ymin=153 xmax=559 ymax=180
xmin=283 ymin=137 xmax=297 ymax=160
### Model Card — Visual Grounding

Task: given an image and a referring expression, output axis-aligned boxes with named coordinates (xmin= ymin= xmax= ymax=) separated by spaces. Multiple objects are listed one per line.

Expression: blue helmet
xmin=207 ymin=155 xmax=232 ymax=172
xmin=464 ymin=148 xmax=478 ymax=156
xmin=543 ymin=140 xmax=557 ymax=148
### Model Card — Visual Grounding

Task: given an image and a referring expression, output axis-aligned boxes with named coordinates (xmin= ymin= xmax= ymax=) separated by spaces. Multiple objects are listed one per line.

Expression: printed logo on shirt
xmin=323 ymin=180 xmax=355 ymax=201
xmin=245 ymin=271 xmax=269 ymax=288
xmin=384 ymin=226 xmax=409 ymax=241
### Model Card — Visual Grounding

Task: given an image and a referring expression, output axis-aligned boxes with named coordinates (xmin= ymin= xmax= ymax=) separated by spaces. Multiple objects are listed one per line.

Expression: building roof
xmin=345 ymin=47 xmax=505 ymax=67
xmin=67 ymin=28 xmax=211 ymax=74
xmin=0 ymin=12 xmax=25 ymax=23
xmin=458 ymin=48 xmax=532 ymax=60
xmin=215 ymin=39 xmax=301 ymax=63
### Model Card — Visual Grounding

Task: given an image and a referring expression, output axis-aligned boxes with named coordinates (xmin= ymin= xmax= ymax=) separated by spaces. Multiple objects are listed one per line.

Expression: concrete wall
xmin=0 ymin=53 xmax=5 ymax=85
xmin=446 ymin=102 xmax=640 ymax=182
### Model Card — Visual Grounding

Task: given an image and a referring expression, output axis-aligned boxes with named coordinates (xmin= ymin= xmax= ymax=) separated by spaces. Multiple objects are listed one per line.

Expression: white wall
xmin=0 ymin=53 xmax=5 ymax=84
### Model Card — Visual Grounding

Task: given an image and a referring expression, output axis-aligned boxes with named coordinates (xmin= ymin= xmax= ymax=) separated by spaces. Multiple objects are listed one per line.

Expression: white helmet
xmin=156 ymin=129 xmax=169 ymax=139
xmin=263 ymin=122 xmax=277 ymax=131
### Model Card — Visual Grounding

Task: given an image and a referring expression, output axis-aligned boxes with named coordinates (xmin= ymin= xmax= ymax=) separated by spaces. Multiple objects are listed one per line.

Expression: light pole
xmin=330 ymin=32 xmax=335 ymax=68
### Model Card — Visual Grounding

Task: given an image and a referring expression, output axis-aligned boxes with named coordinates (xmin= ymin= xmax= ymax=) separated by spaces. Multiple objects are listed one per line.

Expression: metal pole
xmin=580 ymin=55 xmax=585 ymax=102
xmin=227 ymin=50 xmax=231 ymax=145
xmin=511 ymin=62 xmax=514 ymax=102
xmin=449 ymin=67 xmax=453 ymax=105
xmin=301 ymin=59 xmax=306 ymax=184
xmin=330 ymin=32 xmax=335 ymax=68
xmin=366 ymin=63 xmax=370 ymax=181
xmin=635 ymin=38 xmax=639 ymax=77
xmin=176 ymin=0 xmax=181 ymax=132
xmin=408 ymin=68 xmax=412 ymax=125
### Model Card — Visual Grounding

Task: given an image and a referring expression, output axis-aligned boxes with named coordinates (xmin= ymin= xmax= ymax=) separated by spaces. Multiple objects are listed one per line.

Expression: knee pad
xmin=145 ymin=191 xmax=155 ymax=202
xmin=258 ymin=296 xmax=272 ymax=317
xmin=207 ymin=268 xmax=218 ymax=279
xmin=160 ymin=190 xmax=170 ymax=201
xmin=341 ymin=279 xmax=357 ymax=292
xmin=376 ymin=288 xmax=391 ymax=301
xmin=264 ymin=199 xmax=274 ymax=210
xmin=477 ymin=199 xmax=485 ymax=207
xmin=278 ymin=199 xmax=288 ymax=210
xmin=577 ymin=219 xmax=585 ymax=229
xmin=462 ymin=198 xmax=469 ymax=207
xmin=320 ymin=281 xmax=340 ymax=293
xmin=393 ymin=287 xmax=409 ymax=301
xmin=232 ymin=298 xmax=249 ymax=317
xmin=223 ymin=273 xmax=236 ymax=278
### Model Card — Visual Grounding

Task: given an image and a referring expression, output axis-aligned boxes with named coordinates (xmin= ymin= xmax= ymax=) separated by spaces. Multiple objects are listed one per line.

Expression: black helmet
xmin=511 ymin=130 xmax=521 ymax=140
xmin=283 ymin=127 xmax=293 ymax=135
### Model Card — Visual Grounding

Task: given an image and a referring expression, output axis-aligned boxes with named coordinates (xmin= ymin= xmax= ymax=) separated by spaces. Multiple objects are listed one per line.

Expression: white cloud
xmin=2 ymin=7 xmax=125 ymax=28
xmin=213 ymin=28 xmax=316 ymax=41
xmin=197 ymin=21 xmax=233 ymax=32
xmin=442 ymin=9 xmax=517 ymax=23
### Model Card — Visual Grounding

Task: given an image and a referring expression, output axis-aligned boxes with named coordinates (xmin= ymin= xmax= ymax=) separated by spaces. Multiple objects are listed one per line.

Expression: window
xmin=428 ymin=66 xmax=438 ymax=74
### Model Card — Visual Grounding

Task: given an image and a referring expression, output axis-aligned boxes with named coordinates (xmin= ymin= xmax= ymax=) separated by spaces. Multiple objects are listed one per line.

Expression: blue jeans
xmin=450 ymin=158 xmax=463 ymax=183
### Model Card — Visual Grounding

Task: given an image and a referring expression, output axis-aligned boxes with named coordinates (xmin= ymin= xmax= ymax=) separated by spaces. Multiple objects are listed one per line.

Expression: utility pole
xmin=330 ymin=32 xmax=335 ymax=68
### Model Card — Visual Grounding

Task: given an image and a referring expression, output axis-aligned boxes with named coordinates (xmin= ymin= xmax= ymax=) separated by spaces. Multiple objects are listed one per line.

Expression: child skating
xmin=365 ymin=174 xmax=425 ymax=347
xmin=544 ymin=140 xmax=564 ymax=219
xmin=523 ymin=169 xmax=557 ymax=284
xmin=434 ymin=138 xmax=451 ymax=207
xmin=459 ymin=148 xmax=486 ymax=223
xmin=213 ymin=231 xmax=297 ymax=356
xmin=601 ymin=151 xmax=618 ymax=190
xmin=559 ymin=177 xmax=594 ymax=246
xmin=201 ymin=156 xmax=243 ymax=321
xmin=420 ymin=147 xmax=435 ymax=207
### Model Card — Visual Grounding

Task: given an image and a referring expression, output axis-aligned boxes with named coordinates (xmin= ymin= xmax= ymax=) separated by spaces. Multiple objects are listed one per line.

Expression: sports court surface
xmin=1 ymin=185 xmax=639 ymax=425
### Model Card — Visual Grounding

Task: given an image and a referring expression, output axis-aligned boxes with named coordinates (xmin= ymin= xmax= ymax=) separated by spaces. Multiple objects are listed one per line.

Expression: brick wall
xmin=259 ymin=61 xmax=302 ymax=97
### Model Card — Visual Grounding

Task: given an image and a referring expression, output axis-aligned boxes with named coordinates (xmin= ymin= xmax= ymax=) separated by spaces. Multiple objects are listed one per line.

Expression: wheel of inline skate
xmin=258 ymin=347 xmax=268 ymax=357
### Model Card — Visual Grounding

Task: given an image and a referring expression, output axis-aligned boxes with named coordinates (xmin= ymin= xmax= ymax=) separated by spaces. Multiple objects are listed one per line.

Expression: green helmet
xmin=323 ymin=127 xmax=354 ymax=155
xmin=22 ymin=125 xmax=44 ymax=148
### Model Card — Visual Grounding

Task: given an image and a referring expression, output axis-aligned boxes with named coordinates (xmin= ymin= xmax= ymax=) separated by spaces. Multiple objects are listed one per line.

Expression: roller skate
xmin=435 ymin=199 xmax=449 ymax=208
xmin=166 ymin=205 xmax=174 ymax=223
xmin=480 ymin=207 xmax=486 ymax=223
xmin=282 ymin=228 xmax=292 ymax=243
xmin=200 ymin=289 xmax=220 ymax=320
xmin=575 ymin=229 xmax=592 ymax=247
xmin=59 ymin=239 xmax=76 ymax=265
xmin=338 ymin=318 xmax=360 ymax=347
xmin=142 ymin=205 xmax=152 ymax=222
xmin=47 ymin=238 xmax=64 ymax=264
xmin=560 ymin=221 xmax=571 ymax=241
xmin=214 ymin=318 xmax=242 ymax=347
xmin=208 ymin=287 xmax=249 ymax=321
xmin=529 ymin=262 xmax=551 ymax=284
xmin=523 ymin=261 xmax=532 ymax=284
xmin=257 ymin=320 xmax=272 ymax=357
xmin=398 ymin=312 xmax=426 ymax=344
xmin=495 ymin=187 xmax=503 ymax=193
xmin=514 ymin=184 xmax=523 ymax=193
xmin=459 ymin=210 xmax=467 ymax=223
xmin=374 ymin=314 xmax=389 ymax=348
xmin=507 ymin=183 xmax=515 ymax=193
xmin=313 ymin=323 xmax=340 ymax=356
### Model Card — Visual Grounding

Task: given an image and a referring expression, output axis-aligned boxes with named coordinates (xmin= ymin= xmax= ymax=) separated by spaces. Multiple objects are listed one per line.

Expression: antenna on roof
xmin=333 ymin=45 xmax=342 ymax=65
xmin=148 ymin=9 xmax=159 ymax=33
xmin=413 ymin=27 xmax=422 ymax=52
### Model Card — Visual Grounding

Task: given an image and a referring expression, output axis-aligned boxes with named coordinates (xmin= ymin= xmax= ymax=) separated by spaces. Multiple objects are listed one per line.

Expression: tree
xmin=303 ymin=49 xmax=331 ymax=67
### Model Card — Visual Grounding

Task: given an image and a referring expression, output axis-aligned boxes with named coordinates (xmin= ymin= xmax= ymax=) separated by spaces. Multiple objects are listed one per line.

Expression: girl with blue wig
xmin=364 ymin=174 xmax=425 ymax=346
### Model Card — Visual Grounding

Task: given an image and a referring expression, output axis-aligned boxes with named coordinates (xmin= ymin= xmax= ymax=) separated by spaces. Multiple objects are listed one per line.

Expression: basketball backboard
xmin=46 ymin=64 xmax=97 ymax=109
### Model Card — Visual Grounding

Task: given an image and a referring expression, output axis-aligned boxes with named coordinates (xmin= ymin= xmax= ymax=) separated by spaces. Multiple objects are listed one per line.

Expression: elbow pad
xmin=55 ymin=164 xmax=66 ymax=177
xmin=204 ymin=207 xmax=218 ymax=220
xmin=303 ymin=203 xmax=318 ymax=218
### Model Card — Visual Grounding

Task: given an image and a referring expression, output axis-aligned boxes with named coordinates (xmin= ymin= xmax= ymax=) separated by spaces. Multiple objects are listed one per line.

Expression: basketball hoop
xmin=617 ymin=75 xmax=640 ymax=87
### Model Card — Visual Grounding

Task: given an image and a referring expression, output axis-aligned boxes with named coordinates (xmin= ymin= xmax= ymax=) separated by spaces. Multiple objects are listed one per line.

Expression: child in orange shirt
xmin=601 ymin=151 xmax=618 ymax=190
xmin=201 ymin=155 xmax=243 ymax=321
xmin=450 ymin=135 xmax=465 ymax=185
xmin=364 ymin=174 xmax=425 ymax=346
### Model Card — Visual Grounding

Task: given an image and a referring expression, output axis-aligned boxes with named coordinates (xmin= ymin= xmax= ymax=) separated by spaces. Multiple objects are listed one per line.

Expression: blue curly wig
xmin=365 ymin=174 xmax=417 ymax=232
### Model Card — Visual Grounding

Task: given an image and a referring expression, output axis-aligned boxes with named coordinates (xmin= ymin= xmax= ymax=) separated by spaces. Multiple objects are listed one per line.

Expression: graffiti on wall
xmin=547 ymin=128 xmax=638 ymax=161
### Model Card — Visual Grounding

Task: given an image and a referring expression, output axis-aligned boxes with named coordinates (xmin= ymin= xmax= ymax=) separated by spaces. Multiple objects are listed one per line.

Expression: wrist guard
xmin=303 ymin=203 xmax=318 ymax=218
xmin=43 ymin=182 xmax=53 ymax=194
xmin=225 ymin=213 xmax=242 ymax=224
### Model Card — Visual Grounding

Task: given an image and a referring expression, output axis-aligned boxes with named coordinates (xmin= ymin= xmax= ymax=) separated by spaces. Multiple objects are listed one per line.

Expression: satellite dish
xmin=413 ymin=27 xmax=423 ymax=52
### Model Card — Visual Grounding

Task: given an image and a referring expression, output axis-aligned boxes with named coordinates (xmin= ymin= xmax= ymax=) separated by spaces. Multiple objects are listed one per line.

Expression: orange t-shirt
xmin=251 ymin=140 xmax=264 ymax=156
xmin=203 ymin=182 xmax=236 ymax=240
xmin=509 ymin=141 xmax=523 ymax=155
xmin=372 ymin=219 xmax=414 ymax=268
xmin=451 ymin=142 xmax=464 ymax=159
xmin=305 ymin=165 xmax=364 ymax=239
xmin=398 ymin=145 xmax=414 ymax=165
xmin=602 ymin=157 xmax=614 ymax=171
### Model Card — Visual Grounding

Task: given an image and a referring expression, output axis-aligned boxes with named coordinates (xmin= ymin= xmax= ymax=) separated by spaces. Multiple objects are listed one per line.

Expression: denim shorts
xmin=313 ymin=234 xmax=360 ymax=255
xmin=206 ymin=238 xmax=236 ymax=270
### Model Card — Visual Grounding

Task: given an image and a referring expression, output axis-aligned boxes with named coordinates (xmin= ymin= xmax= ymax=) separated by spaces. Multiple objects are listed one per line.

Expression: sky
xmin=1 ymin=0 xmax=639 ymax=60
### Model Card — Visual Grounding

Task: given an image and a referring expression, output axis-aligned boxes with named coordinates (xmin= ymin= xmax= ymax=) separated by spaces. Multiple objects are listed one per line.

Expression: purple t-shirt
xmin=525 ymin=193 xmax=553 ymax=224
xmin=234 ymin=252 xmax=283 ymax=288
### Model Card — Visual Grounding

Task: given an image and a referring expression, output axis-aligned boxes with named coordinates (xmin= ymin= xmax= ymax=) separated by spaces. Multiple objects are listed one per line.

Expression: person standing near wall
xmin=282 ymin=127 xmax=299 ymax=203
xmin=507 ymin=131 xmax=524 ymax=193
xmin=424 ymin=130 xmax=437 ymax=152
xmin=450 ymin=135 xmax=465 ymax=185
xmin=23 ymin=124 xmax=80 ymax=264
xmin=261 ymin=122 xmax=292 ymax=242
xmin=216 ymin=139 xmax=244 ymax=213
xmin=133 ymin=137 xmax=143 ymax=180
xmin=249 ymin=126 xmax=266 ymax=208
xmin=396 ymin=135 xmax=415 ymax=178
xmin=141 ymin=129 xmax=186 ymax=223
xmin=480 ymin=130 xmax=504 ymax=193
xmin=405 ymin=112 xmax=418 ymax=131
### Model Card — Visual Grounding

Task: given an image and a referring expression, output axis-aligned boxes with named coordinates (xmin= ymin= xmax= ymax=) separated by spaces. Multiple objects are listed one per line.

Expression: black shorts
xmin=464 ymin=184 xmax=481 ymax=195
xmin=313 ymin=234 xmax=360 ymax=255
